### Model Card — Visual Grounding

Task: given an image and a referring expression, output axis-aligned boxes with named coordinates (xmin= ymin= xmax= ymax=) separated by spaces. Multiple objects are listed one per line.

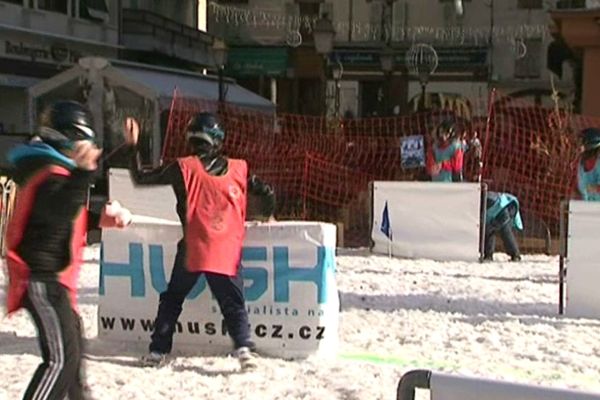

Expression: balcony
xmin=121 ymin=8 xmax=214 ymax=66
xmin=0 ymin=1 xmax=118 ymax=45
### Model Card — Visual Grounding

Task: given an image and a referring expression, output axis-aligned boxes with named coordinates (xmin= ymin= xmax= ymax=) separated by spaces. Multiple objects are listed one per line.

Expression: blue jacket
xmin=577 ymin=156 xmax=600 ymax=201
xmin=486 ymin=191 xmax=523 ymax=231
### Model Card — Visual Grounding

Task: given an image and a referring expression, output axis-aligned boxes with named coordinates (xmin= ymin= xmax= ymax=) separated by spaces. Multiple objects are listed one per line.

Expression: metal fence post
xmin=396 ymin=370 xmax=432 ymax=400
xmin=558 ymin=200 xmax=569 ymax=315
xmin=479 ymin=183 xmax=488 ymax=262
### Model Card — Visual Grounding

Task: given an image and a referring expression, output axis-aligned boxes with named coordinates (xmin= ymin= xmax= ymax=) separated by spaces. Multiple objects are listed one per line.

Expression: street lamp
xmin=380 ymin=46 xmax=395 ymax=115
xmin=313 ymin=14 xmax=336 ymax=115
xmin=313 ymin=14 xmax=335 ymax=56
xmin=212 ymin=38 xmax=228 ymax=104
xmin=406 ymin=43 xmax=439 ymax=111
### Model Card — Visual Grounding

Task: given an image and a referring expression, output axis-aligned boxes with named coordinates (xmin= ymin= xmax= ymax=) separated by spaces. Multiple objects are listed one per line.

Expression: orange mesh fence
xmin=482 ymin=92 xmax=600 ymax=244
xmin=162 ymin=88 xmax=599 ymax=250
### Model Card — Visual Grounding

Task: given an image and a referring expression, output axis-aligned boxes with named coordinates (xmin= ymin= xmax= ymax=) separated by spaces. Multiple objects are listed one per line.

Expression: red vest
xmin=6 ymin=166 xmax=87 ymax=314
xmin=177 ymin=157 xmax=247 ymax=276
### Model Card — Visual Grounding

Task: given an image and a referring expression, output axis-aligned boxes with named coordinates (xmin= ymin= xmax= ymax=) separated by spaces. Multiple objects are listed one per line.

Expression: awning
xmin=0 ymin=73 xmax=41 ymax=88
xmin=112 ymin=62 xmax=275 ymax=112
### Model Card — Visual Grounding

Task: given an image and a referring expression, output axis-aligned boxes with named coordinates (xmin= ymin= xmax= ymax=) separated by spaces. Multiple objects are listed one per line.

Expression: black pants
xmin=149 ymin=240 xmax=253 ymax=354
xmin=484 ymin=211 xmax=521 ymax=259
xmin=23 ymin=280 xmax=86 ymax=400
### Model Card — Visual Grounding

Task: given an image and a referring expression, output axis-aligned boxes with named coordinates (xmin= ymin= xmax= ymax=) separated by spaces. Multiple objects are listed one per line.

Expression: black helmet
xmin=581 ymin=127 xmax=600 ymax=151
xmin=186 ymin=112 xmax=225 ymax=148
xmin=436 ymin=118 xmax=457 ymax=139
xmin=39 ymin=101 xmax=96 ymax=149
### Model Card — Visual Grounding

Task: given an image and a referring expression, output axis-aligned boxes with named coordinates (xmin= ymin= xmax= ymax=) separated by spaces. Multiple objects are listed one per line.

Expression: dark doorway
xmin=361 ymin=80 xmax=385 ymax=117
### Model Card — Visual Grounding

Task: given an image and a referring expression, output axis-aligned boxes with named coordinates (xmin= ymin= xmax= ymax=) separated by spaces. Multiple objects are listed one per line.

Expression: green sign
xmin=226 ymin=47 xmax=288 ymax=77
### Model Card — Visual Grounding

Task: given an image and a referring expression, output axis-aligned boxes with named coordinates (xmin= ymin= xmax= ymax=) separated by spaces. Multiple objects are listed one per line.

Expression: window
xmin=319 ymin=1 xmax=332 ymax=18
xmin=439 ymin=0 xmax=469 ymax=24
xmin=297 ymin=1 xmax=321 ymax=43
xmin=392 ymin=0 xmax=407 ymax=41
xmin=556 ymin=0 xmax=586 ymax=8
xmin=369 ymin=1 xmax=383 ymax=30
xmin=79 ymin=0 xmax=109 ymax=21
xmin=514 ymin=39 xmax=543 ymax=79
xmin=517 ymin=0 xmax=543 ymax=9
xmin=38 ymin=0 xmax=68 ymax=14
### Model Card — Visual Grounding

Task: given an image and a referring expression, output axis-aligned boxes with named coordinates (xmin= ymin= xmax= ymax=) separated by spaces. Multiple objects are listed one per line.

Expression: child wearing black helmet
xmin=575 ymin=127 xmax=600 ymax=201
xmin=426 ymin=118 xmax=464 ymax=182
xmin=124 ymin=113 xmax=275 ymax=370
xmin=5 ymin=100 xmax=103 ymax=399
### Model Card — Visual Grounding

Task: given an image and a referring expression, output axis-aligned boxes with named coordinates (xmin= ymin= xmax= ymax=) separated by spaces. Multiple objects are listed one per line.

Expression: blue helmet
xmin=581 ymin=127 xmax=600 ymax=151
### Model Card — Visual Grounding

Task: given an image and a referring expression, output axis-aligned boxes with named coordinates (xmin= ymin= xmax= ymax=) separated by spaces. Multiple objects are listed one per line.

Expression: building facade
xmin=209 ymin=0 xmax=581 ymax=117
xmin=0 ymin=0 xmax=120 ymax=132
xmin=0 ymin=0 xmax=215 ymax=133
xmin=120 ymin=0 xmax=214 ymax=69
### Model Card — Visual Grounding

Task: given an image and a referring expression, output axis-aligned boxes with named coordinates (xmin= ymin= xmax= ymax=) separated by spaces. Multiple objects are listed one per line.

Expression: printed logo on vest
xmin=211 ymin=214 xmax=225 ymax=231
xmin=229 ymin=185 xmax=241 ymax=199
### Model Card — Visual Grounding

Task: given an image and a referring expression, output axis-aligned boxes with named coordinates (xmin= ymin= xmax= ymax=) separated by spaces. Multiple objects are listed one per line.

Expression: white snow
xmin=2 ymin=247 xmax=600 ymax=400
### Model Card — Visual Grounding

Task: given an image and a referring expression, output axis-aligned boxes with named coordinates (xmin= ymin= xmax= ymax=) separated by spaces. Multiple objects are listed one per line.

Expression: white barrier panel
xmin=566 ymin=200 xmax=600 ymax=319
xmin=371 ymin=182 xmax=481 ymax=261
xmin=430 ymin=372 xmax=600 ymax=400
xmin=107 ymin=168 xmax=179 ymax=222
xmin=99 ymin=169 xmax=339 ymax=359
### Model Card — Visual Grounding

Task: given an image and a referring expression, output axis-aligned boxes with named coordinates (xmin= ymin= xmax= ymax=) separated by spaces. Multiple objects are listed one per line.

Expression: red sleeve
xmin=452 ymin=148 xmax=464 ymax=173
xmin=570 ymin=158 xmax=582 ymax=199
xmin=426 ymin=147 xmax=436 ymax=175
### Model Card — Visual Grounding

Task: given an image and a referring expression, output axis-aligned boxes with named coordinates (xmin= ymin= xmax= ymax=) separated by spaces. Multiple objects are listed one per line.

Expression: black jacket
xmin=9 ymin=142 xmax=94 ymax=278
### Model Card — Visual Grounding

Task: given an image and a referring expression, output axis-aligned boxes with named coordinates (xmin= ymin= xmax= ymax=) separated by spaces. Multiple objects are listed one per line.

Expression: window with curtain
xmin=79 ymin=0 xmax=109 ymax=21
xmin=517 ymin=0 xmax=543 ymax=9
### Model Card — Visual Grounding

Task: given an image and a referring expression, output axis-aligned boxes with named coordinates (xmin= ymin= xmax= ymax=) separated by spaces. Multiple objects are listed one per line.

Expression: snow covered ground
xmin=2 ymin=247 xmax=600 ymax=400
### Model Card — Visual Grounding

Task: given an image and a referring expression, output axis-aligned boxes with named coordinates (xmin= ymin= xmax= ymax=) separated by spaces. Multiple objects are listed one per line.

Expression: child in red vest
xmin=426 ymin=118 xmax=464 ymax=182
xmin=575 ymin=128 xmax=600 ymax=201
xmin=124 ymin=113 xmax=275 ymax=370
xmin=6 ymin=101 xmax=110 ymax=400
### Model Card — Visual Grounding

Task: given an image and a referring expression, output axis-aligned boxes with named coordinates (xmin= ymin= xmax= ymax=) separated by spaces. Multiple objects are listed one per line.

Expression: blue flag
xmin=380 ymin=201 xmax=392 ymax=240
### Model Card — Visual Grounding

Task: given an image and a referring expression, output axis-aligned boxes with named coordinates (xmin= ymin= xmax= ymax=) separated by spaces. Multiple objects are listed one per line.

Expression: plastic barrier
xmin=371 ymin=181 xmax=482 ymax=261
xmin=98 ymin=169 xmax=340 ymax=359
xmin=561 ymin=200 xmax=600 ymax=319
xmin=397 ymin=370 xmax=600 ymax=400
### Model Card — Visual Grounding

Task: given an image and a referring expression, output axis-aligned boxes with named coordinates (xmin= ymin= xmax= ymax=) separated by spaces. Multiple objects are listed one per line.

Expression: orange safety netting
xmin=162 ymin=88 xmax=599 ymax=249
xmin=482 ymin=92 xmax=600 ymax=243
